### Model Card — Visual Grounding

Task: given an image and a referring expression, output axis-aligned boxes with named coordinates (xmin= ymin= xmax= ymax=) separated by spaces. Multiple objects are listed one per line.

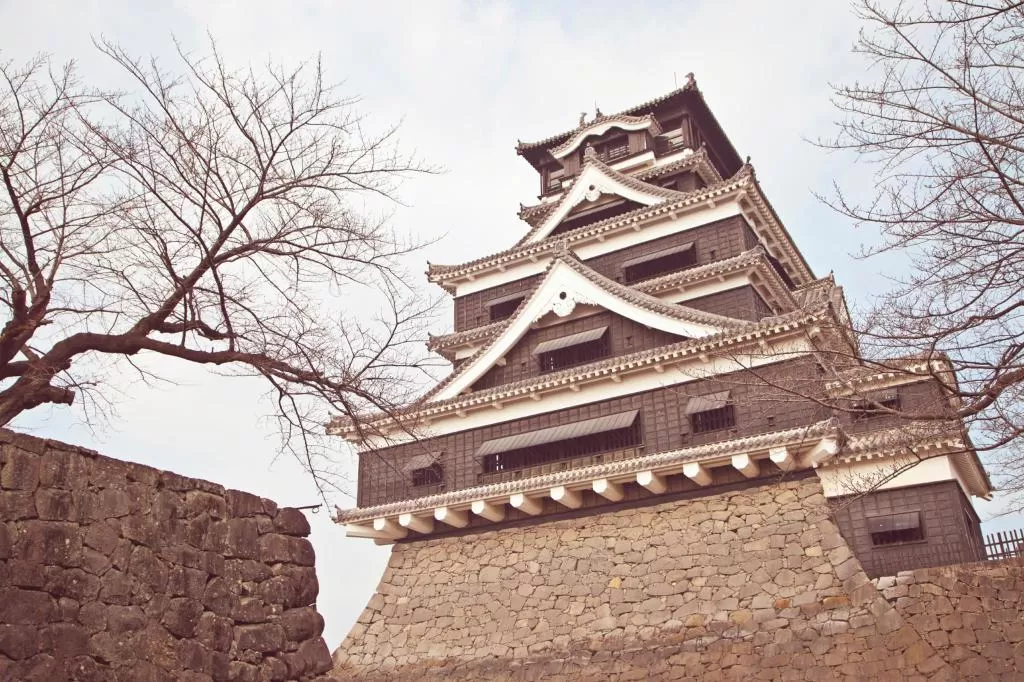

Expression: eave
xmin=335 ymin=418 xmax=842 ymax=541
xmin=518 ymin=147 xmax=724 ymax=228
xmin=428 ymin=245 xmax=799 ymax=361
xmin=825 ymin=356 xmax=958 ymax=398
xmin=328 ymin=306 xmax=824 ymax=441
xmin=428 ymin=166 xmax=814 ymax=296
xmin=821 ymin=424 xmax=991 ymax=498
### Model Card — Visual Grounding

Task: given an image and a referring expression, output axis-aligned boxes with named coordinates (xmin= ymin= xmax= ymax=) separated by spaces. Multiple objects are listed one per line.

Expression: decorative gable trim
xmin=428 ymin=165 xmax=815 ymax=296
xmin=549 ymin=115 xmax=661 ymax=160
xmin=518 ymin=146 xmax=722 ymax=228
xmin=427 ymin=246 xmax=800 ymax=361
xmin=426 ymin=255 xmax=738 ymax=403
xmin=526 ymin=151 xmax=691 ymax=245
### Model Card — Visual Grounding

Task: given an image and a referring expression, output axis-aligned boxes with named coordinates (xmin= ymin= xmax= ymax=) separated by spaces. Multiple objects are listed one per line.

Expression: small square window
xmin=411 ymin=463 xmax=444 ymax=487
xmin=852 ymin=393 xmax=901 ymax=421
xmin=690 ymin=405 xmax=736 ymax=434
xmin=868 ymin=512 xmax=923 ymax=546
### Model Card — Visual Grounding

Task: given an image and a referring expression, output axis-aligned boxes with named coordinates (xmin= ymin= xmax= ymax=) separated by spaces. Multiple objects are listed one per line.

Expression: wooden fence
xmin=984 ymin=528 xmax=1024 ymax=560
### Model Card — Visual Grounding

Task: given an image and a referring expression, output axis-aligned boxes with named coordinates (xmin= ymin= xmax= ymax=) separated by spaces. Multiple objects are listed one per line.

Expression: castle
xmin=329 ymin=78 xmax=994 ymax=678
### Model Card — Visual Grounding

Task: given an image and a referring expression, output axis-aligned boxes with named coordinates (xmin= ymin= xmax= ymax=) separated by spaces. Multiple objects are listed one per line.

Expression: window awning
xmin=402 ymin=452 xmax=443 ymax=474
xmin=486 ymin=291 xmax=528 ymax=308
xmin=531 ymin=326 xmax=608 ymax=356
xmin=684 ymin=391 xmax=731 ymax=415
xmin=621 ymin=242 xmax=694 ymax=269
xmin=867 ymin=512 xmax=920 ymax=534
xmin=476 ymin=409 xmax=639 ymax=457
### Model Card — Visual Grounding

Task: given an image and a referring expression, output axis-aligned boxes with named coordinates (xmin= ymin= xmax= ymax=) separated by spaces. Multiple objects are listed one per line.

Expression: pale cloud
xmin=2 ymin=0 xmax=1018 ymax=648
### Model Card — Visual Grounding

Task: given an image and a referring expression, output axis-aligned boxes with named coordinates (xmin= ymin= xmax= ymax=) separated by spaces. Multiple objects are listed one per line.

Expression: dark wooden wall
xmin=831 ymin=481 xmax=984 ymax=578
xmin=357 ymin=358 xmax=827 ymax=507
xmin=452 ymin=216 xmax=761 ymax=331
xmin=471 ymin=311 xmax=681 ymax=391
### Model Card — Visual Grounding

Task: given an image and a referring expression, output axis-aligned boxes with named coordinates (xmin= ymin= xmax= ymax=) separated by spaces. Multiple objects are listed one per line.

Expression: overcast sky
xmin=2 ymin=0 xmax=1020 ymax=648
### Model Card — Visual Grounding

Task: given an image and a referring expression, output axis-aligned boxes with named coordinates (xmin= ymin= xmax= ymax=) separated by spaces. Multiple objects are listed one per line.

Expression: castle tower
xmin=330 ymin=80 xmax=993 ymax=676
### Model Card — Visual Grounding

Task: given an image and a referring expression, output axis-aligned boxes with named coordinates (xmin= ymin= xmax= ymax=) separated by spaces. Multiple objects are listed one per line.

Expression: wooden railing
xmin=985 ymin=528 xmax=1024 ymax=560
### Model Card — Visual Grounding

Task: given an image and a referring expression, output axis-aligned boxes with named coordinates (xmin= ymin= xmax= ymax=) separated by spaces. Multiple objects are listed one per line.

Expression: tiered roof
xmin=427 ymin=163 xmax=815 ymax=294
xmin=333 ymin=78 xmax=992 ymax=542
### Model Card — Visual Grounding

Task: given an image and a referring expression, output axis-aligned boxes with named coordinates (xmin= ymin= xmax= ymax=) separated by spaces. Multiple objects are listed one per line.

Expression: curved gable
xmin=426 ymin=256 xmax=739 ymax=403
xmin=549 ymin=114 xmax=661 ymax=160
xmin=525 ymin=153 xmax=696 ymax=246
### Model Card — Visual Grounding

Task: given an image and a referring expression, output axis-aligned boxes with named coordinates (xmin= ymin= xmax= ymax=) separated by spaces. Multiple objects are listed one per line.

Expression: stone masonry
xmin=334 ymin=475 xmax=1023 ymax=680
xmin=0 ymin=429 xmax=337 ymax=681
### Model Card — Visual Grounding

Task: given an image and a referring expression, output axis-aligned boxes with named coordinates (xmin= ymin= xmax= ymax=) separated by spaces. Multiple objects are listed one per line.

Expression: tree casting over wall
xmin=0 ymin=42 xmax=434 ymax=500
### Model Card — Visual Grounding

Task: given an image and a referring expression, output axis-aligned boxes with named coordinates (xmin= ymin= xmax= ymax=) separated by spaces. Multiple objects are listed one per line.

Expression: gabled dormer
xmin=519 ymin=149 xmax=705 ymax=246
xmin=424 ymin=252 xmax=742 ymax=403
xmin=517 ymin=76 xmax=744 ymax=198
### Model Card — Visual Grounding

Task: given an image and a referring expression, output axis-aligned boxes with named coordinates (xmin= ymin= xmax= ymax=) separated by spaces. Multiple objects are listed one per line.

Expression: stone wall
xmin=875 ymin=558 xmax=1024 ymax=679
xmin=334 ymin=476 xmax=1022 ymax=680
xmin=0 ymin=429 xmax=337 ymax=681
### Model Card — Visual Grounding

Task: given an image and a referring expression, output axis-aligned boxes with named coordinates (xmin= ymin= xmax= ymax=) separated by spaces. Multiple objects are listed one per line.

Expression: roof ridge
xmin=516 ymin=78 xmax=700 ymax=153
xmin=428 ymin=171 xmax=751 ymax=286
xmin=329 ymin=303 xmax=827 ymax=435
xmin=428 ymin=246 xmax=771 ymax=354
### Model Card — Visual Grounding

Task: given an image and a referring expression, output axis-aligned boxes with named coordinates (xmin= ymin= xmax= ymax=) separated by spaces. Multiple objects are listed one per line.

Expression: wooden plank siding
xmin=470 ymin=311 xmax=681 ymax=391
xmin=356 ymin=358 xmax=828 ymax=508
xmin=830 ymin=481 xmax=984 ymax=578
xmin=453 ymin=215 xmax=762 ymax=331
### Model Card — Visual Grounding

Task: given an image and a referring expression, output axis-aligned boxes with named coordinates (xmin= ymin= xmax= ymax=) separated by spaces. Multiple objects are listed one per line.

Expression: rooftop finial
xmin=594 ymin=104 xmax=604 ymax=120
xmin=685 ymin=72 xmax=696 ymax=89
xmin=578 ymin=111 xmax=588 ymax=127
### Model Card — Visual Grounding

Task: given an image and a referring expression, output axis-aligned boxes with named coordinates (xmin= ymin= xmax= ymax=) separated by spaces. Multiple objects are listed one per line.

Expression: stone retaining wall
xmin=334 ymin=476 xmax=1023 ymax=680
xmin=874 ymin=558 xmax=1024 ymax=679
xmin=0 ymin=429 xmax=337 ymax=681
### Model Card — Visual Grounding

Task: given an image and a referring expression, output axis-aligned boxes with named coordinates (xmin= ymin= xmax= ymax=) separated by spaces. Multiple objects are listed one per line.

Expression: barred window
xmin=480 ymin=413 xmax=642 ymax=474
xmin=488 ymin=296 xmax=524 ymax=322
xmin=852 ymin=392 xmax=901 ymax=421
xmin=868 ymin=512 xmax=923 ymax=546
xmin=690 ymin=404 xmax=736 ymax=434
xmin=622 ymin=244 xmax=696 ymax=284
xmin=410 ymin=463 xmax=444 ymax=487
xmin=533 ymin=327 xmax=610 ymax=373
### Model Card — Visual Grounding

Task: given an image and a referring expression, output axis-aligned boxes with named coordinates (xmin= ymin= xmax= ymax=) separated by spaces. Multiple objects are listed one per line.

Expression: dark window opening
xmin=868 ymin=512 xmax=923 ymax=546
xmin=583 ymin=135 xmax=631 ymax=164
xmin=622 ymin=245 xmax=697 ymax=283
xmin=489 ymin=296 xmax=525 ymax=322
xmin=411 ymin=463 xmax=444 ymax=487
xmin=852 ymin=393 xmax=901 ymax=421
xmin=481 ymin=419 xmax=642 ymax=474
xmin=690 ymin=404 xmax=736 ymax=434
xmin=538 ymin=336 xmax=609 ymax=373
xmin=871 ymin=527 xmax=925 ymax=545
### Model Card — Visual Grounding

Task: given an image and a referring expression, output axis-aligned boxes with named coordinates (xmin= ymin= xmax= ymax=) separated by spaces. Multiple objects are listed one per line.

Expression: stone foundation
xmin=334 ymin=477 xmax=1023 ymax=680
xmin=0 ymin=429 xmax=337 ymax=681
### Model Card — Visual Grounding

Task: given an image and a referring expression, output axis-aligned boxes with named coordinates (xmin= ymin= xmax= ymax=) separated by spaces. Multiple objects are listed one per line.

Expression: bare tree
xmin=807 ymin=0 xmax=1024 ymax=509
xmin=0 ymin=42 xmax=436 ymax=500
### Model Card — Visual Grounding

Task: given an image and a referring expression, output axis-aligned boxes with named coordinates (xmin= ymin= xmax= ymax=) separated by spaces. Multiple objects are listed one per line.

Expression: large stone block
xmin=17 ymin=520 xmax=82 ymax=567
xmin=1 ymin=448 xmax=39 ymax=491
xmin=259 ymin=533 xmax=316 ymax=566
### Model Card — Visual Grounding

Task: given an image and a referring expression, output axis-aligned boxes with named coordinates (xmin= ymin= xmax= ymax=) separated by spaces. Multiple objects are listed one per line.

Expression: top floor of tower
xmin=516 ymin=74 xmax=742 ymax=200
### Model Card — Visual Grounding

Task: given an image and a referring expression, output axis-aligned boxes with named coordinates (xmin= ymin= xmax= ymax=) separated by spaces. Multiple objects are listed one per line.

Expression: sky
xmin=1 ymin=0 xmax=1020 ymax=649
